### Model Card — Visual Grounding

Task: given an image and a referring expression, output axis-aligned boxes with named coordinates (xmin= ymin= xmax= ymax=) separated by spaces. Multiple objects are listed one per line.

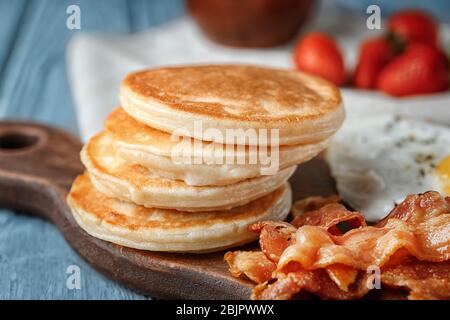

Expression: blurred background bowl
xmin=187 ymin=0 xmax=316 ymax=47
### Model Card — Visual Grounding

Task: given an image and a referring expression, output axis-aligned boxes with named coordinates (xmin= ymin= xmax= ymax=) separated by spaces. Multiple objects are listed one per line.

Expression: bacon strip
xmin=278 ymin=192 xmax=450 ymax=272
xmin=292 ymin=203 xmax=366 ymax=234
xmin=291 ymin=195 xmax=341 ymax=218
xmin=250 ymin=203 xmax=366 ymax=264
xmin=325 ymin=264 xmax=359 ymax=292
xmin=252 ymin=269 xmax=370 ymax=300
xmin=377 ymin=191 xmax=450 ymax=226
xmin=381 ymin=257 xmax=450 ymax=300
xmin=253 ymin=204 xmax=366 ymax=289
xmin=224 ymin=251 xmax=276 ymax=284
xmin=225 ymin=192 xmax=450 ymax=300
xmin=249 ymin=221 xmax=296 ymax=262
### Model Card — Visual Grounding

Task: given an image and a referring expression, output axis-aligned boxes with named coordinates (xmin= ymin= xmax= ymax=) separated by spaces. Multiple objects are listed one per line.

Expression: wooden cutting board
xmin=0 ymin=121 xmax=337 ymax=299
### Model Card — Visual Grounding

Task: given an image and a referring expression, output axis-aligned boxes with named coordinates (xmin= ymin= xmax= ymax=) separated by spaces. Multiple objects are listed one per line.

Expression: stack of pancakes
xmin=67 ymin=65 xmax=344 ymax=253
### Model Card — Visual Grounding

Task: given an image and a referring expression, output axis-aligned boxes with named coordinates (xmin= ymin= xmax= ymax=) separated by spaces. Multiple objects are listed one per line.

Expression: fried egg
xmin=326 ymin=114 xmax=450 ymax=221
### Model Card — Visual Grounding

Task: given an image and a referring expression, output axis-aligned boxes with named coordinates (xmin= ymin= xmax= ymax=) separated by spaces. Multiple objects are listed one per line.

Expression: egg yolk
xmin=435 ymin=155 xmax=450 ymax=195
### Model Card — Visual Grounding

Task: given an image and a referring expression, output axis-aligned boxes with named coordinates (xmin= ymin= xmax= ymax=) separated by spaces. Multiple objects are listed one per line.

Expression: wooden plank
xmin=0 ymin=0 xmax=26 ymax=80
xmin=0 ymin=0 xmax=184 ymax=299
xmin=0 ymin=0 xmax=133 ymax=135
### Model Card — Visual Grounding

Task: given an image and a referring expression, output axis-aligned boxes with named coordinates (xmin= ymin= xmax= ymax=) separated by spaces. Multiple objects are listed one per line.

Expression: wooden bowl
xmin=187 ymin=0 xmax=316 ymax=48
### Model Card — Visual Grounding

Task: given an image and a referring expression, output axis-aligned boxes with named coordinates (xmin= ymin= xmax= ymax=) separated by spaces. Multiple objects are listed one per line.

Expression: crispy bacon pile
xmin=225 ymin=192 xmax=450 ymax=300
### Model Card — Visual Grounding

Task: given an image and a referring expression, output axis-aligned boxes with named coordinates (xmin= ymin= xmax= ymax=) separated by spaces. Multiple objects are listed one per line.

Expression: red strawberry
xmin=377 ymin=43 xmax=449 ymax=97
xmin=387 ymin=10 xmax=438 ymax=45
xmin=293 ymin=32 xmax=346 ymax=86
xmin=406 ymin=42 xmax=449 ymax=70
xmin=354 ymin=37 xmax=395 ymax=89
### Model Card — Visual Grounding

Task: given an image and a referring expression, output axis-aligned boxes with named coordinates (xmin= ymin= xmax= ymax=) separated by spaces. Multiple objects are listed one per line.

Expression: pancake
xmin=81 ymin=131 xmax=296 ymax=211
xmin=120 ymin=65 xmax=345 ymax=146
xmin=106 ymin=108 xmax=331 ymax=186
xmin=67 ymin=173 xmax=292 ymax=253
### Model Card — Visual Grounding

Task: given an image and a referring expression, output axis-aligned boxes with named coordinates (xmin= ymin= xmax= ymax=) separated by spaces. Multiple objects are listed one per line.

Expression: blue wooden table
xmin=0 ymin=0 xmax=184 ymax=300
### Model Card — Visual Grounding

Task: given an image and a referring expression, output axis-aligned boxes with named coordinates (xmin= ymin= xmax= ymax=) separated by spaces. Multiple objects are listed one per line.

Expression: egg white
xmin=326 ymin=114 xmax=450 ymax=222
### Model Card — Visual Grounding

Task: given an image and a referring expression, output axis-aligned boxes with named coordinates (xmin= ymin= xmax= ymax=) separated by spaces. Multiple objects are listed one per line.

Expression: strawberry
xmin=387 ymin=10 xmax=438 ymax=45
xmin=354 ymin=37 xmax=395 ymax=89
xmin=406 ymin=42 xmax=449 ymax=70
xmin=377 ymin=43 xmax=449 ymax=97
xmin=293 ymin=32 xmax=346 ymax=86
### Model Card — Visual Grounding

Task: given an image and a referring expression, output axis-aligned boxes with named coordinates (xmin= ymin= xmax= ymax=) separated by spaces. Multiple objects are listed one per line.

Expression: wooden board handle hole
xmin=0 ymin=132 xmax=40 ymax=152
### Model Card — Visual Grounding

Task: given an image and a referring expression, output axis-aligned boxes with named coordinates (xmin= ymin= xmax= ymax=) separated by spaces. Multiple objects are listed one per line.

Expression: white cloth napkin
xmin=67 ymin=12 xmax=450 ymax=142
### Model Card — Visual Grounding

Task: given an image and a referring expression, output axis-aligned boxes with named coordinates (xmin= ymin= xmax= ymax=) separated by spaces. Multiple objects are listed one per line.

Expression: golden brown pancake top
xmin=121 ymin=65 xmax=342 ymax=122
